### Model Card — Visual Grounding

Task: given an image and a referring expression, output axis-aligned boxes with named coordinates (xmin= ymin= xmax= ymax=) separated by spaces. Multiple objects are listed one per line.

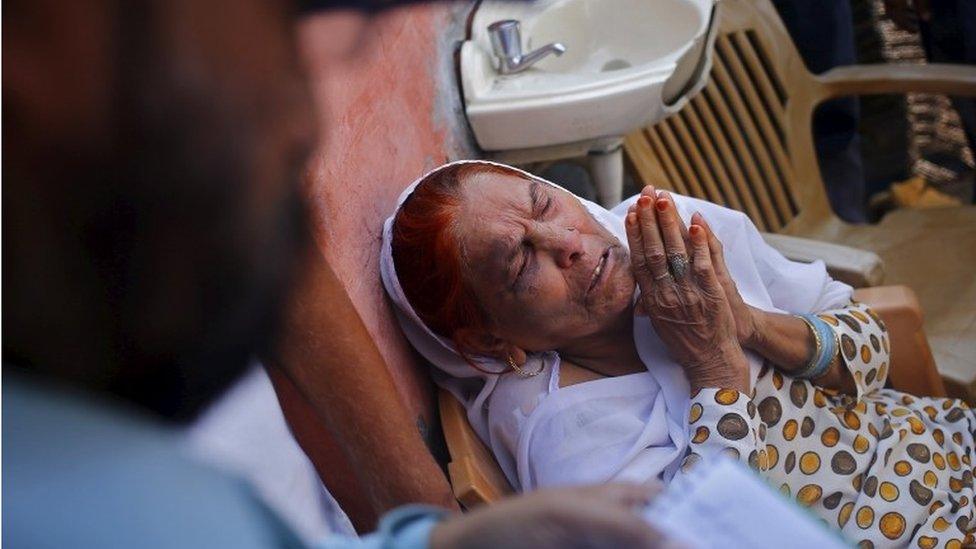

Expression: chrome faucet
xmin=488 ymin=20 xmax=566 ymax=75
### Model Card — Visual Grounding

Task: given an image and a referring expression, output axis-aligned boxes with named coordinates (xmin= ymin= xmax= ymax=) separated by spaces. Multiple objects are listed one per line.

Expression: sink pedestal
xmin=490 ymin=137 xmax=625 ymax=207
xmin=588 ymin=143 xmax=624 ymax=207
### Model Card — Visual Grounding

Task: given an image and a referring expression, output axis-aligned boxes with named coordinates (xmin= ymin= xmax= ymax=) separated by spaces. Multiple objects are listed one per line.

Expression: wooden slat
xmin=645 ymin=127 xmax=687 ymax=195
xmin=714 ymin=36 xmax=793 ymax=225
xmin=623 ymin=132 xmax=670 ymax=190
xmin=659 ymin=119 xmax=708 ymax=199
xmin=723 ymin=34 xmax=797 ymax=216
xmin=689 ymin=94 xmax=768 ymax=230
xmin=731 ymin=33 xmax=790 ymax=156
xmin=681 ymin=100 xmax=746 ymax=213
xmin=744 ymin=30 xmax=788 ymax=107
xmin=669 ymin=112 xmax=727 ymax=206
xmin=704 ymin=66 xmax=782 ymax=230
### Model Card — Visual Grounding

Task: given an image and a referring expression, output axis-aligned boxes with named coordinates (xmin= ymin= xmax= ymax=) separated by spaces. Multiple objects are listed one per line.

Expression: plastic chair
xmin=439 ymin=285 xmax=946 ymax=508
xmin=622 ymin=0 xmax=976 ymax=401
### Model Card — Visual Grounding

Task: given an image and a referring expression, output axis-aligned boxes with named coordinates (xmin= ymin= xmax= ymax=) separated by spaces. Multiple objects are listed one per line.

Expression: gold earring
xmin=507 ymin=355 xmax=544 ymax=378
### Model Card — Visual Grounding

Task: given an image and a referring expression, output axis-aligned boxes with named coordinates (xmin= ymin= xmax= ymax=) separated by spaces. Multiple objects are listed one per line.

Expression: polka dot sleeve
xmin=680 ymin=388 xmax=769 ymax=474
xmin=816 ymin=302 xmax=891 ymax=400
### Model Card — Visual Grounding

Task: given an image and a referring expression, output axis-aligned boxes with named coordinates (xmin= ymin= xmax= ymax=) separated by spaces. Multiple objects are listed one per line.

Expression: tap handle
xmin=488 ymin=19 xmax=523 ymax=61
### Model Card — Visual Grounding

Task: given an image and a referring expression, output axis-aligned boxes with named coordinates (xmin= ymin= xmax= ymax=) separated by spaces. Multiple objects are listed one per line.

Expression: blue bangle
xmin=794 ymin=314 xmax=837 ymax=379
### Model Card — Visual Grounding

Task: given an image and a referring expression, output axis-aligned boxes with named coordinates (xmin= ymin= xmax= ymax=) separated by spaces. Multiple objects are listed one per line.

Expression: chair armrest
xmin=817 ymin=63 xmax=976 ymax=101
xmin=852 ymin=285 xmax=946 ymax=398
xmin=439 ymin=390 xmax=513 ymax=508
xmin=762 ymin=233 xmax=885 ymax=288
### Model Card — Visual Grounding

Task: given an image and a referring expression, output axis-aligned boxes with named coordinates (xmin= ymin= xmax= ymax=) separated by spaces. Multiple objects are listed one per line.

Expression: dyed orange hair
xmin=391 ymin=163 xmax=532 ymax=371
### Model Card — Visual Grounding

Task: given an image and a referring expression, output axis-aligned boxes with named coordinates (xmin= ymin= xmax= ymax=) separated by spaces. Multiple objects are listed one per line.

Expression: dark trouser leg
xmin=815 ymin=102 xmax=867 ymax=222
xmin=852 ymin=0 xmax=912 ymax=199
xmin=919 ymin=0 xmax=976 ymax=201
xmin=961 ymin=0 xmax=976 ymax=157
xmin=772 ymin=0 xmax=867 ymax=222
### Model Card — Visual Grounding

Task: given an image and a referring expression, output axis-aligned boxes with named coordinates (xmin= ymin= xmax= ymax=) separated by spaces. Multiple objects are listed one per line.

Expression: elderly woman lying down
xmin=380 ymin=161 xmax=975 ymax=547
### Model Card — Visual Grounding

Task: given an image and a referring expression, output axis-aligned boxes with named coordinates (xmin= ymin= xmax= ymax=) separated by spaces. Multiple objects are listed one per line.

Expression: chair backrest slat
xmin=712 ymin=46 xmax=794 ymax=228
xmin=678 ymin=101 xmax=746 ymax=212
xmin=721 ymin=33 xmax=799 ymax=214
xmin=666 ymin=113 xmax=727 ymax=206
xmin=658 ymin=119 xmax=709 ymax=199
xmin=687 ymin=95 xmax=769 ymax=230
xmin=623 ymin=132 xmax=671 ymax=190
xmin=624 ymin=0 xmax=828 ymax=233
xmin=645 ymin=127 xmax=686 ymax=194
xmin=702 ymin=68 xmax=784 ymax=231
xmin=733 ymin=31 xmax=789 ymax=148
xmin=742 ymin=29 xmax=789 ymax=108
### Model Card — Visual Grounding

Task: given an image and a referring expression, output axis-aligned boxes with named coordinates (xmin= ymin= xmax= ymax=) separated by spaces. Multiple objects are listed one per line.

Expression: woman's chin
xmin=594 ymin=272 xmax=637 ymax=325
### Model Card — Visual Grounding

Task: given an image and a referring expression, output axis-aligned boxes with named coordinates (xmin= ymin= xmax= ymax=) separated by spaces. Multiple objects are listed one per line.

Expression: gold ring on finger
xmin=653 ymin=271 xmax=673 ymax=282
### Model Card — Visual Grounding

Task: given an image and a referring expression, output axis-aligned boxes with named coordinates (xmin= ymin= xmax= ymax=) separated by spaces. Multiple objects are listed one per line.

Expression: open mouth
xmin=587 ymin=246 xmax=613 ymax=294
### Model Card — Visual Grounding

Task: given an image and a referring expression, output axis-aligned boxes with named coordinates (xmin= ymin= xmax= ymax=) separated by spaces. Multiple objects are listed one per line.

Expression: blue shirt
xmin=3 ymin=376 xmax=442 ymax=549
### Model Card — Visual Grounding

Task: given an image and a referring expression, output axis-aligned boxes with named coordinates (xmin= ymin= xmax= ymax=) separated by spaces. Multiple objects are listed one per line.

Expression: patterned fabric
xmin=680 ymin=302 xmax=976 ymax=548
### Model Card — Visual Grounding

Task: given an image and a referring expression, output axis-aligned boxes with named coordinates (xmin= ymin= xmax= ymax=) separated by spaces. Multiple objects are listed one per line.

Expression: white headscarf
xmin=380 ymin=160 xmax=851 ymax=491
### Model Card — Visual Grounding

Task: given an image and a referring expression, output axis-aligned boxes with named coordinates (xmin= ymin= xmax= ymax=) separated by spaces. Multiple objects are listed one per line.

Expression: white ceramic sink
xmin=461 ymin=0 xmax=717 ymax=152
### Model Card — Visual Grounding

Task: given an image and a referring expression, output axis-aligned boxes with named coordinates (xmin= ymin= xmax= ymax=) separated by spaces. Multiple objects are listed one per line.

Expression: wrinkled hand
xmin=626 ymin=186 xmax=749 ymax=394
xmin=430 ymin=483 xmax=670 ymax=549
xmin=634 ymin=194 xmax=759 ymax=347
xmin=689 ymin=212 xmax=762 ymax=349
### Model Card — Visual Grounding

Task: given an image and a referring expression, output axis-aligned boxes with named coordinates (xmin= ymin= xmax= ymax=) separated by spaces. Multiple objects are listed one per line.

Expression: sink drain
xmin=601 ymin=59 xmax=631 ymax=72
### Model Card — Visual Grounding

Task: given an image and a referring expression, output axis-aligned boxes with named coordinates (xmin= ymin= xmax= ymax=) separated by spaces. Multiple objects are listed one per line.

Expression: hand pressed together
xmin=625 ymin=186 xmax=750 ymax=394
xmin=690 ymin=213 xmax=763 ymax=349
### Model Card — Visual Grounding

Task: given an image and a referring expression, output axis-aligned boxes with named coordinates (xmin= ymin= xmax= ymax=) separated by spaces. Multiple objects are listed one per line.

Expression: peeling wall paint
xmin=434 ymin=2 xmax=481 ymax=160
xmin=294 ymin=0 xmax=475 ymax=458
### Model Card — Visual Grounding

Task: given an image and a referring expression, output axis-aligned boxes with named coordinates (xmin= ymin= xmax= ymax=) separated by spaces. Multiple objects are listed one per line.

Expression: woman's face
xmin=453 ymin=171 xmax=636 ymax=354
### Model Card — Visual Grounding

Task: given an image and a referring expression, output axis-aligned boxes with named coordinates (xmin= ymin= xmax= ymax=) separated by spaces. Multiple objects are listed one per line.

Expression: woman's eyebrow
xmin=529 ymin=180 xmax=542 ymax=212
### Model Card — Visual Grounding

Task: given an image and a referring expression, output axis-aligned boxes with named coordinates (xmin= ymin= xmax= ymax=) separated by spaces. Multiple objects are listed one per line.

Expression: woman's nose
xmin=533 ymin=224 xmax=583 ymax=269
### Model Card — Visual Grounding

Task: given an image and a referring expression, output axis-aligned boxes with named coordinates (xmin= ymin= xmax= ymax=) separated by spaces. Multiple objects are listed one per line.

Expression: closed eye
xmin=540 ymin=196 xmax=553 ymax=217
xmin=510 ymin=181 xmax=550 ymax=290
xmin=514 ymin=243 xmax=531 ymax=283
xmin=529 ymin=181 xmax=548 ymax=218
xmin=511 ymin=239 xmax=542 ymax=293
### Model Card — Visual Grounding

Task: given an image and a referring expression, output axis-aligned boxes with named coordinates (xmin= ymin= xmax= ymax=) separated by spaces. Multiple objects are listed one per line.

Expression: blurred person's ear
xmin=298 ymin=8 xmax=373 ymax=60
xmin=300 ymin=0 xmax=470 ymax=13
xmin=296 ymin=1 xmax=452 ymax=61
xmin=296 ymin=0 xmax=534 ymax=58
xmin=3 ymin=1 xmax=114 ymax=151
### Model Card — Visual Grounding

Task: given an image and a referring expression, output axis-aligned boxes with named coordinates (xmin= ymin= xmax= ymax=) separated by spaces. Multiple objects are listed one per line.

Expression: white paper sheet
xmin=645 ymin=458 xmax=850 ymax=548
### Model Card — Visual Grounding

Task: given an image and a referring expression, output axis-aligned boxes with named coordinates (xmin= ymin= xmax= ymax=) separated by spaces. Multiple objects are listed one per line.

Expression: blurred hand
xmin=626 ymin=186 xmax=749 ymax=394
xmin=430 ymin=483 xmax=671 ymax=549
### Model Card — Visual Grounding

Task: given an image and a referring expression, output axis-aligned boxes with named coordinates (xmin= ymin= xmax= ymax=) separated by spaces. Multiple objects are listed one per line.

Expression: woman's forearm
xmin=745 ymin=308 xmax=854 ymax=394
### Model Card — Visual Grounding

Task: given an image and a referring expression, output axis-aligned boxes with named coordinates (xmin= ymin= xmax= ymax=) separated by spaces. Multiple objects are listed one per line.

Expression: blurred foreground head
xmin=3 ymin=0 xmax=317 ymax=422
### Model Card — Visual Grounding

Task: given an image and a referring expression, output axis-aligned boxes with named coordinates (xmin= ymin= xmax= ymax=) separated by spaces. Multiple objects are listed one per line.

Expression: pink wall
xmin=298 ymin=4 xmax=474 ymax=420
xmin=277 ymin=6 xmax=477 ymax=528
